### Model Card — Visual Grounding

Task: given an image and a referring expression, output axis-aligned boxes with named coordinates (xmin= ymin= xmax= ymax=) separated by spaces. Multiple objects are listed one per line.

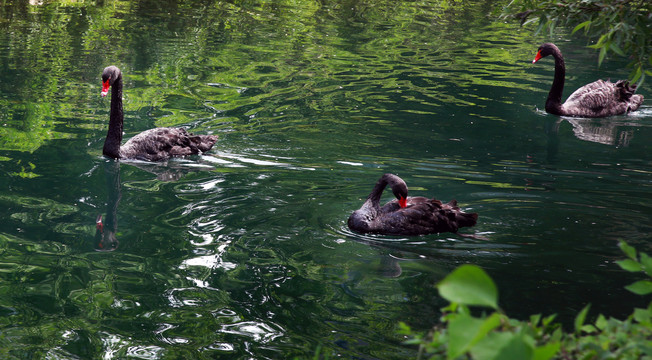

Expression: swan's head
xmin=398 ymin=195 xmax=407 ymax=208
xmin=101 ymin=66 xmax=122 ymax=97
xmin=383 ymin=173 xmax=408 ymax=208
xmin=532 ymin=43 xmax=560 ymax=63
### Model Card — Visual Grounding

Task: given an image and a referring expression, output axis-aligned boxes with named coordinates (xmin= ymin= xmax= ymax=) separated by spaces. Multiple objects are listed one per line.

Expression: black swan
xmin=532 ymin=43 xmax=643 ymax=118
xmin=347 ymin=173 xmax=478 ymax=236
xmin=101 ymin=66 xmax=218 ymax=161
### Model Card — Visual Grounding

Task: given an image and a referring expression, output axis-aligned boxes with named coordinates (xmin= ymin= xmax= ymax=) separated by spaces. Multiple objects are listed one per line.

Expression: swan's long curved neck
xmin=103 ymin=75 xmax=123 ymax=159
xmin=546 ymin=51 xmax=565 ymax=115
xmin=366 ymin=177 xmax=390 ymax=210
xmin=365 ymin=174 xmax=405 ymax=209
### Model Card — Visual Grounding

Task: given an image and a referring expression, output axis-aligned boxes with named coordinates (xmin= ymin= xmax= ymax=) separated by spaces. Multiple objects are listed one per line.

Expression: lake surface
xmin=0 ymin=0 xmax=650 ymax=358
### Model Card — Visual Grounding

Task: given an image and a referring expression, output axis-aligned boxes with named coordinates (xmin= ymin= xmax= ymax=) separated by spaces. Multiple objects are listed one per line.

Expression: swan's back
xmin=563 ymin=79 xmax=643 ymax=117
xmin=121 ymin=128 xmax=218 ymax=161
xmin=351 ymin=197 xmax=477 ymax=236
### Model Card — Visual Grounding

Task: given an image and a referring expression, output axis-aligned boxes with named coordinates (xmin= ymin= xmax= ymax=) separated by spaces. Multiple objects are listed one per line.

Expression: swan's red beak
xmin=532 ymin=50 xmax=542 ymax=63
xmin=399 ymin=196 xmax=407 ymax=208
xmin=101 ymin=79 xmax=110 ymax=97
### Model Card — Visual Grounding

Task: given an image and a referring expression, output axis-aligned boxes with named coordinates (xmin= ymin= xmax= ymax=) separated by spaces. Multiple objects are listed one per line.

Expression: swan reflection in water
xmin=95 ymin=160 xmax=122 ymax=251
xmin=544 ymin=116 xmax=646 ymax=149
xmin=93 ymin=157 xmax=217 ymax=251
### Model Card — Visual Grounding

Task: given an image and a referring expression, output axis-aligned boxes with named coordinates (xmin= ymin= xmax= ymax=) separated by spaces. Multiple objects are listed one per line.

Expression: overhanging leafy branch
xmin=502 ymin=0 xmax=652 ymax=85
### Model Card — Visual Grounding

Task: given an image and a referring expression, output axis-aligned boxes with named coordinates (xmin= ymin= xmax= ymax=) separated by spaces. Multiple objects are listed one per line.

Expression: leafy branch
xmin=502 ymin=0 xmax=652 ymax=85
xmin=400 ymin=240 xmax=652 ymax=359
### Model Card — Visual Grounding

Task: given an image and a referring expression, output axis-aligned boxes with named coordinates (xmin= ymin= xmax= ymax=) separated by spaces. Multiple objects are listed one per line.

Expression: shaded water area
xmin=1 ymin=0 xmax=651 ymax=358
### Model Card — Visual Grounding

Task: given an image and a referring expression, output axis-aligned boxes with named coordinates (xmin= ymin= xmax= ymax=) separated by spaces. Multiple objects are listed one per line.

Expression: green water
xmin=1 ymin=0 xmax=651 ymax=358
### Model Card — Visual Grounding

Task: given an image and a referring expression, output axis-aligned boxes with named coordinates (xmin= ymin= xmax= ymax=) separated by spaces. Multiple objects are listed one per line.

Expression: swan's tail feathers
xmin=190 ymin=134 xmax=219 ymax=153
xmin=627 ymin=94 xmax=644 ymax=113
xmin=613 ymin=81 xmax=643 ymax=113
xmin=615 ymin=80 xmax=638 ymax=100
xmin=456 ymin=212 xmax=478 ymax=228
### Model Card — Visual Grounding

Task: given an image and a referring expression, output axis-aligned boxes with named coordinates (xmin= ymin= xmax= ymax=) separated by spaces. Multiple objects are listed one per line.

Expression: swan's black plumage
xmin=347 ymin=174 xmax=477 ymax=236
xmin=533 ymin=43 xmax=643 ymax=118
xmin=101 ymin=66 xmax=218 ymax=161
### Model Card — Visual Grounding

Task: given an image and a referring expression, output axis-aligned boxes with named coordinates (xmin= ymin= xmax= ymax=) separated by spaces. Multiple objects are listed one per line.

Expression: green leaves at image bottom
xmin=446 ymin=313 xmax=501 ymax=359
xmin=436 ymin=264 xmax=498 ymax=309
xmin=446 ymin=313 xmax=559 ymax=360
xmin=434 ymin=265 xmax=559 ymax=360
xmin=402 ymin=242 xmax=652 ymax=360
xmin=469 ymin=332 xmax=559 ymax=360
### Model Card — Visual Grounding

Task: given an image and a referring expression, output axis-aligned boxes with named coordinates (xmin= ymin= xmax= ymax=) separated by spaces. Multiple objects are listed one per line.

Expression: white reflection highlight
xmin=220 ymin=321 xmax=284 ymax=343
xmin=180 ymin=254 xmax=236 ymax=271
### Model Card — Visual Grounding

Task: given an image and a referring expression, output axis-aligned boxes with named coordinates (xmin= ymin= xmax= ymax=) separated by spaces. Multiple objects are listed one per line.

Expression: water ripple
xmin=220 ymin=320 xmax=285 ymax=343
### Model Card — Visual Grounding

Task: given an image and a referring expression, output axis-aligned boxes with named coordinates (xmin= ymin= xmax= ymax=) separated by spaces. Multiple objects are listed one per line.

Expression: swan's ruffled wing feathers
xmin=563 ymin=79 xmax=643 ymax=117
xmin=616 ymin=80 xmax=644 ymax=112
xmin=441 ymin=199 xmax=478 ymax=228
xmin=348 ymin=199 xmax=379 ymax=233
xmin=189 ymin=133 xmax=218 ymax=153
xmin=356 ymin=197 xmax=476 ymax=236
xmin=373 ymin=201 xmax=445 ymax=235
xmin=121 ymin=128 xmax=217 ymax=161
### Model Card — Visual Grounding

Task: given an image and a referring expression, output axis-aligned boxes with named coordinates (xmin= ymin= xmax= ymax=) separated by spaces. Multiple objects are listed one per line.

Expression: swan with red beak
xmin=100 ymin=65 xmax=218 ymax=161
xmin=531 ymin=43 xmax=643 ymax=117
xmin=347 ymin=173 xmax=477 ymax=236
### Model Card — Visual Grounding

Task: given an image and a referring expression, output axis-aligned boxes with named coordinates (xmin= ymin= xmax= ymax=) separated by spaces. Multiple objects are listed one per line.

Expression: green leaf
xmin=571 ymin=20 xmax=591 ymax=34
xmin=625 ymin=280 xmax=652 ymax=296
xmin=470 ymin=332 xmax=534 ymax=360
xmin=550 ymin=328 xmax=562 ymax=342
xmin=402 ymin=338 xmax=424 ymax=345
xmin=437 ymin=265 xmax=499 ymax=309
xmin=633 ymin=308 xmax=651 ymax=324
xmin=397 ymin=321 xmax=412 ymax=335
xmin=595 ymin=314 xmax=607 ymax=330
xmin=640 ymin=253 xmax=652 ymax=277
xmin=616 ymin=259 xmax=642 ymax=273
xmin=574 ymin=304 xmax=591 ymax=334
xmin=447 ymin=312 xmax=502 ymax=359
xmin=581 ymin=324 xmax=597 ymax=333
xmin=619 ymin=240 xmax=637 ymax=260
xmin=533 ymin=341 xmax=561 ymax=360
xmin=631 ymin=65 xmax=643 ymax=83
xmin=609 ymin=42 xmax=625 ymax=56
xmin=598 ymin=46 xmax=607 ymax=66
xmin=529 ymin=314 xmax=541 ymax=326
xmin=542 ymin=314 xmax=557 ymax=327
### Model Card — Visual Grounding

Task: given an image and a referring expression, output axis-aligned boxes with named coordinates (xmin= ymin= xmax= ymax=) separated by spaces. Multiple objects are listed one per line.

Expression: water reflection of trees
xmin=0 ymin=0 xmax=535 ymax=157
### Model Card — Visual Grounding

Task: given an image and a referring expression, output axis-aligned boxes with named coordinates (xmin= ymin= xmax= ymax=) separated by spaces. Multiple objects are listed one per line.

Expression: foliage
xmin=400 ymin=240 xmax=652 ymax=359
xmin=502 ymin=0 xmax=652 ymax=85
